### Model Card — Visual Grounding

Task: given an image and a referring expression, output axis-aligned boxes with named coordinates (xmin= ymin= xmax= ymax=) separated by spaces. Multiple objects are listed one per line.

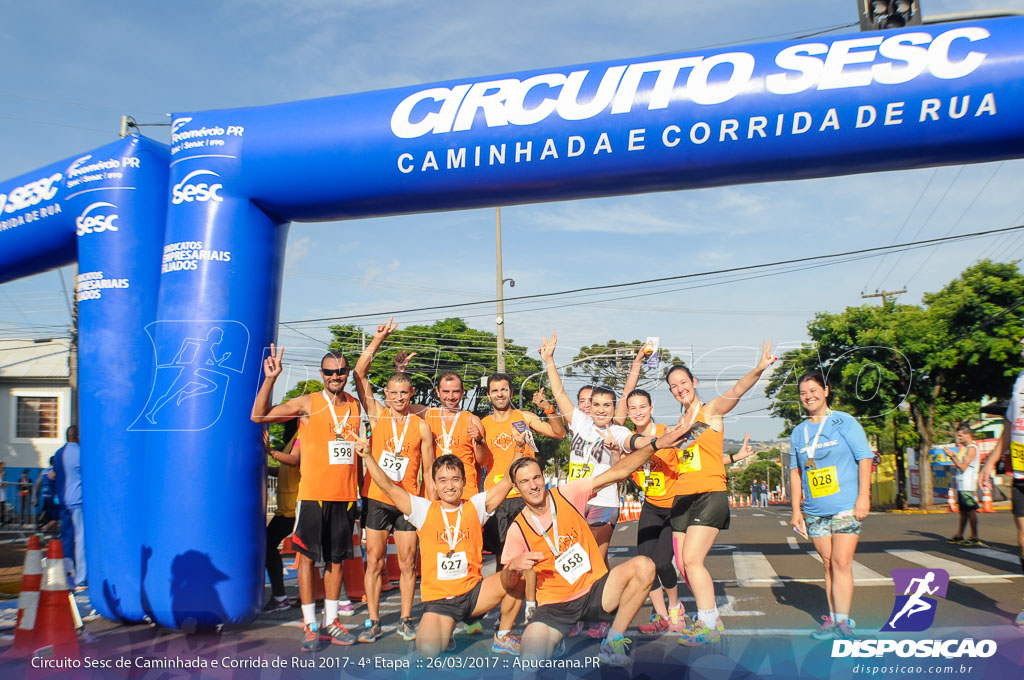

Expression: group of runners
xmin=251 ymin=320 xmax=1024 ymax=665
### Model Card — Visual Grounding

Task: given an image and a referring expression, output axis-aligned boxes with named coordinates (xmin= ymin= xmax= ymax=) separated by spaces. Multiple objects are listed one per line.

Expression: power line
xmin=284 ymin=222 xmax=1024 ymax=326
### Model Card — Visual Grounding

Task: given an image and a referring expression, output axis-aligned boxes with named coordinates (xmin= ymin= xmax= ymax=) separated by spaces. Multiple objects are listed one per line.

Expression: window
xmin=16 ymin=396 xmax=59 ymax=439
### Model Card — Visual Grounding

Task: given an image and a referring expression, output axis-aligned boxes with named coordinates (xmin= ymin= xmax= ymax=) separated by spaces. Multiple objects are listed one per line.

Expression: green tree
xmin=326 ymin=318 xmax=546 ymax=416
xmin=564 ymin=339 xmax=687 ymax=392
xmin=765 ymin=261 xmax=1024 ymax=509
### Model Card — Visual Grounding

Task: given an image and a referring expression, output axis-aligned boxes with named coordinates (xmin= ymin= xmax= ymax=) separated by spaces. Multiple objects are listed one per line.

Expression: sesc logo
xmin=882 ymin=568 xmax=949 ymax=632
xmin=171 ymin=170 xmax=224 ymax=205
xmin=76 ymin=202 xmax=118 ymax=236
xmin=171 ymin=117 xmax=193 ymax=135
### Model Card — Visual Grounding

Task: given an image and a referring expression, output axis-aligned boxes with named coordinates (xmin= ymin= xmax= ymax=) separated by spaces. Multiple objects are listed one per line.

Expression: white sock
xmin=835 ymin=613 xmax=849 ymax=625
xmin=324 ymin=599 xmax=338 ymax=625
xmin=273 ymin=594 xmax=287 ymax=602
xmin=301 ymin=603 xmax=316 ymax=626
xmin=698 ymin=608 xmax=718 ymax=630
xmin=338 ymin=599 xmax=351 ymax=607
xmin=497 ymin=629 xmax=510 ymax=638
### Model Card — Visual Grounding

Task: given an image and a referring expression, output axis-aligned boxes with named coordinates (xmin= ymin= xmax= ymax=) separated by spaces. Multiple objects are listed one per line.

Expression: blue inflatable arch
xmin=1 ymin=17 xmax=1023 ymax=629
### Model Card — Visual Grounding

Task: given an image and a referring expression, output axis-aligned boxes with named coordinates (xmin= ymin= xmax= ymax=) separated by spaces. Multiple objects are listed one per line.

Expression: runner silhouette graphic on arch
xmin=144 ymin=327 xmax=233 ymax=424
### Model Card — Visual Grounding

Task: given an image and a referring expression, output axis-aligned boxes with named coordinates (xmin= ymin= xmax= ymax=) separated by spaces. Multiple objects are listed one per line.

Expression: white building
xmin=0 ymin=339 xmax=72 ymax=469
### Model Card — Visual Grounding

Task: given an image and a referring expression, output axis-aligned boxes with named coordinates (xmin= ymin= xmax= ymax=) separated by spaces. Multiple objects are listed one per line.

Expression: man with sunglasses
xmin=252 ymin=345 xmax=363 ymax=652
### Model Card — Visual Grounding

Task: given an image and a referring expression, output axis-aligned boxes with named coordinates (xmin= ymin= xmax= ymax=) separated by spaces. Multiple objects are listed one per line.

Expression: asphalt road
xmin=1 ymin=506 xmax=1022 ymax=679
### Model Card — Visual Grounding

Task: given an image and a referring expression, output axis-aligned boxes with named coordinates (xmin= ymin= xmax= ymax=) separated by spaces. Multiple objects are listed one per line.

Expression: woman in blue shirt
xmin=789 ymin=371 xmax=873 ymax=641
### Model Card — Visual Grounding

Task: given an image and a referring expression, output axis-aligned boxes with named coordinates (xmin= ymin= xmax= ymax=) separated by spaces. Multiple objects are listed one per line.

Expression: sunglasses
xmin=321 ymin=368 xmax=349 ymax=377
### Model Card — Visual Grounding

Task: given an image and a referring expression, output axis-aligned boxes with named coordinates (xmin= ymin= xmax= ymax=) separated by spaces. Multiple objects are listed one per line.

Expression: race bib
xmin=641 ymin=471 xmax=667 ymax=496
xmin=678 ymin=444 xmax=702 ymax=473
xmin=379 ymin=451 xmax=410 ymax=482
xmin=807 ymin=465 xmax=840 ymax=498
xmin=1011 ymin=441 xmax=1024 ymax=474
xmin=554 ymin=542 xmax=591 ymax=585
xmin=328 ymin=439 xmax=354 ymax=465
xmin=568 ymin=462 xmax=594 ymax=480
xmin=437 ymin=551 xmax=468 ymax=580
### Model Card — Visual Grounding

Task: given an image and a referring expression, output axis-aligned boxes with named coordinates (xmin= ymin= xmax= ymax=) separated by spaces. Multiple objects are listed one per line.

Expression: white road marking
xmin=732 ymin=552 xmax=783 ymax=587
xmin=786 ymin=537 xmax=798 ymax=550
xmin=885 ymin=549 xmax=1011 ymax=583
xmin=806 ymin=551 xmax=888 ymax=585
xmin=778 ymin=520 xmax=786 ymax=526
xmin=961 ymin=546 xmax=1022 ymax=566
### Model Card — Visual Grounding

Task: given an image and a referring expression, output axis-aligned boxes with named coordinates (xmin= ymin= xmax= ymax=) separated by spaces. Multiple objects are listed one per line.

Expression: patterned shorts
xmin=806 ymin=510 xmax=862 ymax=538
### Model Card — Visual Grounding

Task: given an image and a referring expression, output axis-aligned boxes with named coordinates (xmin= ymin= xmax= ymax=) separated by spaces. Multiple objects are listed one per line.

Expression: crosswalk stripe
xmin=733 ymin=552 xmax=783 ymax=587
xmin=960 ymin=546 xmax=1021 ymax=566
xmin=787 ymin=537 xmax=799 ymax=550
xmin=885 ymin=549 xmax=1011 ymax=583
xmin=806 ymin=551 xmax=888 ymax=585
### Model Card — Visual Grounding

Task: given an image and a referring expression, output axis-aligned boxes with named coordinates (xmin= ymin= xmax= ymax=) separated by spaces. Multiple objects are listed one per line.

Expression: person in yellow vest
xmin=664 ymin=341 xmax=777 ymax=646
xmin=356 ymin=428 xmax=528 ymax=657
xmin=264 ymin=423 xmax=301 ymax=613
xmin=252 ymin=344 xmax=363 ymax=651
xmin=353 ymin=318 xmax=436 ymax=643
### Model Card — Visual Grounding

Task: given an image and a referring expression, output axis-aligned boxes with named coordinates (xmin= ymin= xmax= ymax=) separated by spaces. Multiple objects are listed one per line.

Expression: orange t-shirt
xmin=410 ymin=495 xmax=486 ymax=602
xmin=364 ymin=411 xmax=424 ymax=506
xmin=509 ymin=484 xmax=607 ymax=605
xmin=426 ymin=408 xmax=479 ymax=500
xmin=674 ymin=404 xmax=726 ymax=495
xmin=297 ymin=392 xmax=362 ymax=502
xmin=482 ymin=410 xmax=534 ymax=498
xmin=630 ymin=423 xmax=679 ymax=507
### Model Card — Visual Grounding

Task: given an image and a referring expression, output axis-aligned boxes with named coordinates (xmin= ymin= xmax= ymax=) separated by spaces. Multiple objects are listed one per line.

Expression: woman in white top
xmin=945 ymin=423 xmax=981 ymax=546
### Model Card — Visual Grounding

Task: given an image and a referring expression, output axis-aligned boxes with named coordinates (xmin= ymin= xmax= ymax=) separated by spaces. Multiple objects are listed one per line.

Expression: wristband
xmin=543 ymin=406 xmax=555 ymax=415
xmin=629 ymin=433 xmax=642 ymax=451
xmin=650 ymin=437 xmax=660 ymax=452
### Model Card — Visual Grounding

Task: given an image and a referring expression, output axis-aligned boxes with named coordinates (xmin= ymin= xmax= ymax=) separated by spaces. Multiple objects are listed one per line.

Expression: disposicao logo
xmin=882 ymin=568 xmax=949 ymax=632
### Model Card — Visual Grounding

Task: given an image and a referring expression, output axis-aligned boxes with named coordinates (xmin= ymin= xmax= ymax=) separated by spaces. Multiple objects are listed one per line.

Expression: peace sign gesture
xmin=263 ymin=343 xmax=284 ymax=380
xmin=538 ymin=334 xmax=557 ymax=363
xmin=374 ymin=317 xmax=398 ymax=342
xmin=756 ymin=340 xmax=779 ymax=372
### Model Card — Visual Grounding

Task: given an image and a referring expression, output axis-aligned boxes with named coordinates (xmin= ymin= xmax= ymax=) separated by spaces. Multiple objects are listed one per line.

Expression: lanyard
xmin=529 ymin=497 xmax=562 ymax=557
xmin=682 ymin=401 xmax=702 ymax=432
xmin=641 ymin=421 xmax=659 ymax=477
xmin=322 ymin=391 xmax=351 ymax=438
xmin=437 ymin=409 xmax=462 ymax=452
xmin=802 ymin=410 xmax=832 ymax=461
xmin=389 ymin=410 xmax=411 ymax=457
xmin=439 ymin=503 xmax=463 ymax=556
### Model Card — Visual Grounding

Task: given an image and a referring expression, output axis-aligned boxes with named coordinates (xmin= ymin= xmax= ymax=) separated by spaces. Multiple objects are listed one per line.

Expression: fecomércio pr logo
xmin=882 ymin=567 xmax=949 ymax=632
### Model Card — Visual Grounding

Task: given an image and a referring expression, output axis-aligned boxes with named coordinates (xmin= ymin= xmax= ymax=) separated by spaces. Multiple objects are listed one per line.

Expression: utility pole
xmin=495 ymin=207 xmax=506 ymax=373
xmin=861 ymin=288 xmax=906 ymax=304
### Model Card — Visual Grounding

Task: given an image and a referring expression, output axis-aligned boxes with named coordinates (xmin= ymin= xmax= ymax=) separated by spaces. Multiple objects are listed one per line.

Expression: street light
xmin=495 ymin=208 xmax=516 ymax=372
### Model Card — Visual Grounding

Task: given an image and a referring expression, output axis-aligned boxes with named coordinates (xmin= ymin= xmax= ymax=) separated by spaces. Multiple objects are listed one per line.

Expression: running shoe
xmin=832 ymin=620 xmax=857 ymax=640
xmin=320 ymin=618 xmax=357 ymax=646
xmin=668 ymin=605 xmax=691 ymax=633
xmin=338 ymin=601 xmax=355 ymax=616
xmin=491 ymin=632 xmax=521 ymax=656
xmin=263 ymin=596 xmax=291 ymax=613
xmin=809 ymin=615 xmax=835 ymax=640
xmin=598 ymin=636 xmax=633 ymax=666
xmin=464 ymin=620 xmax=483 ymax=635
xmin=678 ymin=619 xmax=722 ymax=646
xmin=639 ymin=613 xmax=669 ymax=635
xmin=568 ymin=621 xmax=585 ymax=637
xmin=962 ymin=538 xmax=984 ymax=547
xmin=301 ymin=623 xmax=322 ymax=652
xmin=398 ymin=617 xmax=417 ymax=641
xmin=1014 ymin=608 xmax=1024 ymax=628
xmin=947 ymin=535 xmax=967 ymax=545
xmin=586 ymin=621 xmax=610 ymax=639
xmin=357 ymin=619 xmax=381 ymax=643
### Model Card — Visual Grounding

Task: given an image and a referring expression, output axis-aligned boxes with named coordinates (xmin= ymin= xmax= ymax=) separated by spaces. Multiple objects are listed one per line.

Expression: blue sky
xmin=3 ymin=1 xmax=1024 ymax=440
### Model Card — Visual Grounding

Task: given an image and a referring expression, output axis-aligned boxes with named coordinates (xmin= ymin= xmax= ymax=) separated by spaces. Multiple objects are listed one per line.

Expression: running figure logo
xmin=881 ymin=568 xmax=950 ymax=632
xmin=131 ymin=321 xmax=248 ymax=431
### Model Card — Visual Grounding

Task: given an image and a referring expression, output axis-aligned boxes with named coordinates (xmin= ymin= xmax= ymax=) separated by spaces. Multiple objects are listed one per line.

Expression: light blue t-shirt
xmin=789 ymin=410 xmax=873 ymax=517
xmin=58 ymin=442 xmax=82 ymax=507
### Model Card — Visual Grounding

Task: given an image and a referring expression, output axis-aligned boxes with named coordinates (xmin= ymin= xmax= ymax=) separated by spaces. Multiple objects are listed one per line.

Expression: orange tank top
xmin=513 ymin=488 xmax=607 ymax=605
xmin=365 ymin=411 xmax=424 ymax=505
xmin=297 ymin=392 xmax=361 ymax=502
xmin=630 ymin=423 xmax=679 ymax=507
xmin=426 ymin=408 xmax=479 ymax=500
xmin=482 ymin=410 xmax=534 ymax=498
xmin=417 ymin=499 xmax=484 ymax=602
xmin=674 ymin=403 xmax=726 ymax=495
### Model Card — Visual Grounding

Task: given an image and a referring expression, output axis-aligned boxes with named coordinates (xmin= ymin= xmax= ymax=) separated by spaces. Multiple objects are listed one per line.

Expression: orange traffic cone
xmin=979 ymin=486 xmax=994 ymax=513
xmin=342 ymin=533 xmax=366 ymax=602
xmin=32 ymin=540 xmax=79 ymax=659
xmin=3 ymin=535 xmax=43 ymax=658
xmin=947 ymin=487 xmax=959 ymax=513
